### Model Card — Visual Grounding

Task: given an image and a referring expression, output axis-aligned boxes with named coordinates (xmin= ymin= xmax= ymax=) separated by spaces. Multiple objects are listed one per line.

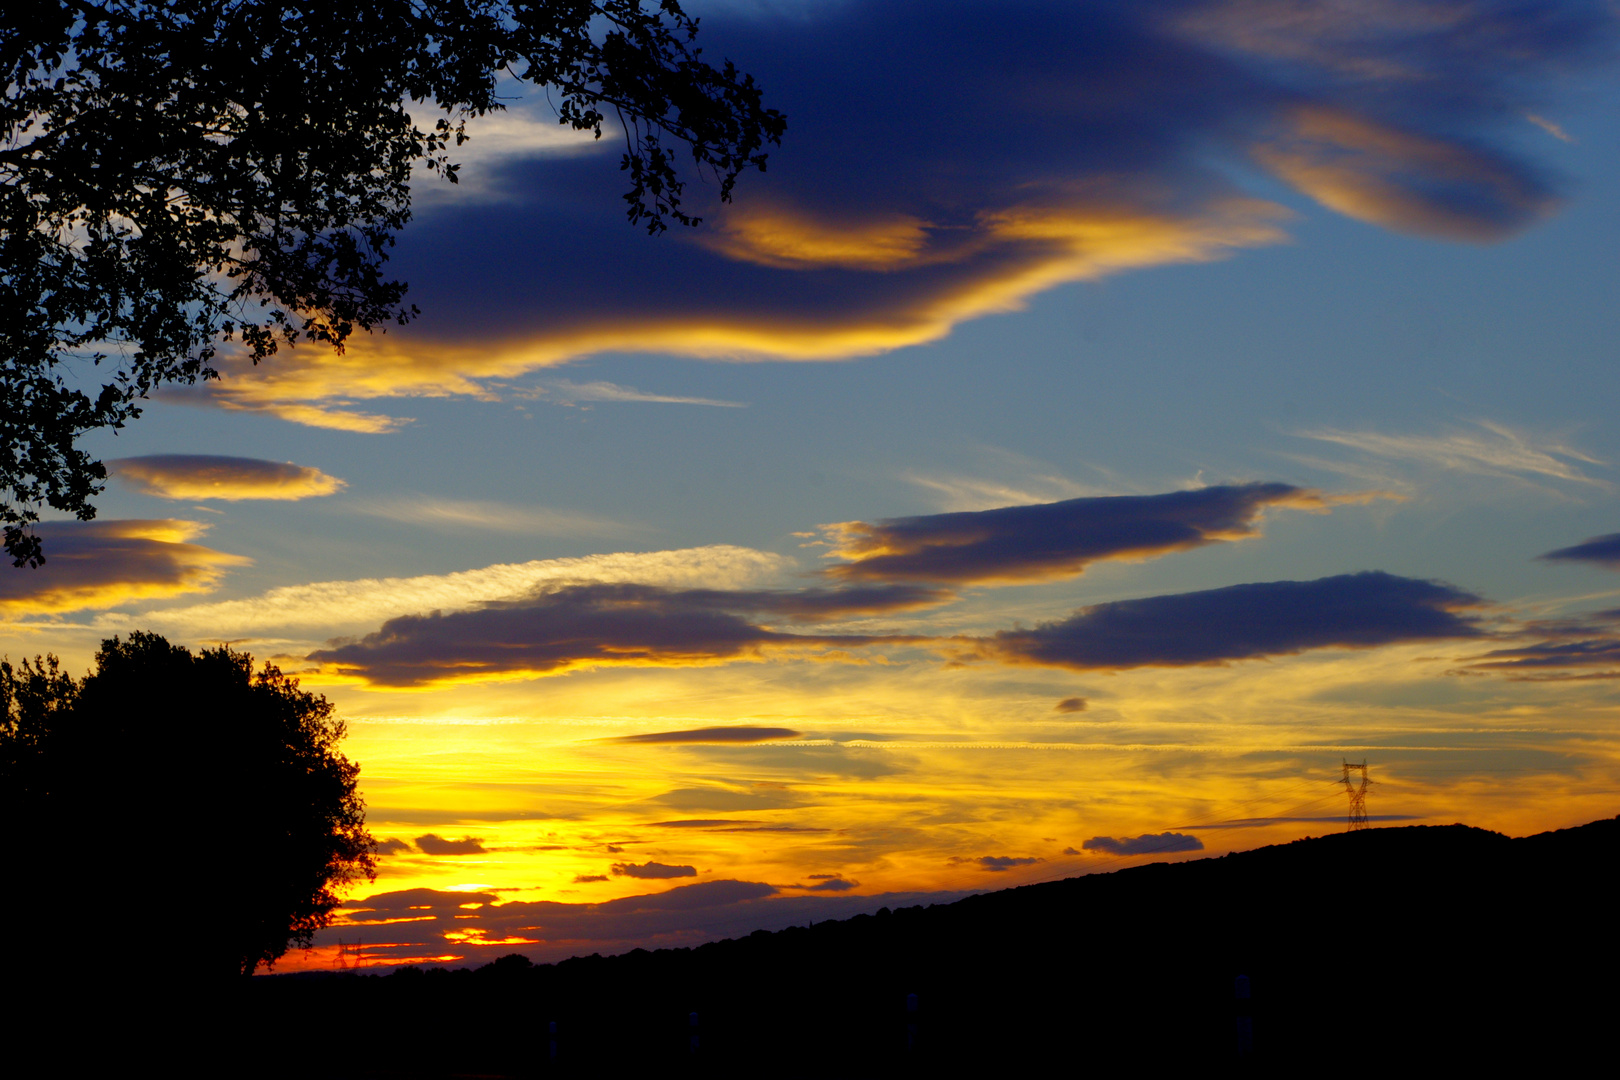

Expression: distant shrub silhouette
xmin=2 ymin=632 xmax=373 ymax=979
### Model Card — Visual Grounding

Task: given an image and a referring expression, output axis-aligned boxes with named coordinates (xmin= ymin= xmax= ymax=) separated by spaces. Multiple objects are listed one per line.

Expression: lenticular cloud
xmin=192 ymin=0 xmax=1615 ymax=430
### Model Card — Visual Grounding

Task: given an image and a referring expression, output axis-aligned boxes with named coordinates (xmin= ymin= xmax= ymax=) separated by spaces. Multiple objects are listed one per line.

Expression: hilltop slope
xmin=243 ymin=817 xmax=1618 ymax=1076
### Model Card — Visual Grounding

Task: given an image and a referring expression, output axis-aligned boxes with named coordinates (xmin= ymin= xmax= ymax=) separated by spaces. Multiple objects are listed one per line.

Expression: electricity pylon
xmin=335 ymin=935 xmax=364 ymax=972
xmin=1342 ymin=759 xmax=1370 ymax=830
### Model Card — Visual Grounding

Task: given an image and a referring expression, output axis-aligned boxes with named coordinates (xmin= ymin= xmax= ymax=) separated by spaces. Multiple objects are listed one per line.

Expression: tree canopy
xmin=1 ymin=1 xmax=785 ymax=565
xmin=2 ymin=632 xmax=375 ymax=978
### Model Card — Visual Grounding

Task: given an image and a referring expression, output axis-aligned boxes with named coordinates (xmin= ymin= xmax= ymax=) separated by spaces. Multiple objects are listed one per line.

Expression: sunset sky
xmin=6 ymin=0 xmax=1620 ymax=969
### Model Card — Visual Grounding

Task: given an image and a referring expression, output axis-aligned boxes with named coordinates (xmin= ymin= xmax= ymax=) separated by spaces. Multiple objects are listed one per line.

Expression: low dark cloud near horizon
xmin=1461 ymin=609 xmax=1620 ymax=681
xmin=203 ymin=0 xmax=1615 ymax=426
xmin=604 ymin=726 xmax=802 ymax=745
xmin=644 ymin=819 xmax=828 ymax=833
xmin=1054 ymin=697 xmax=1088 ymax=714
xmin=824 ymin=484 xmax=1326 ymax=584
xmin=309 ymin=583 xmax=922 ymax=687
xmin=982 ymin=572 xmax=1485 ymax=671
xmin=952 ymin=855 xmax=1043 ymax=873
xmin=612 ymin=861 xmax=698 ymax=880
xmin=323 ymin=881 xmax=979 ymax=966
xmin=1540 ymin=533 xmax=1620 ymax=570
xmin=415 ymin=834 xmax=488 ymax=855
xmin=1083 ymin=833 xmax=1205 ymax=856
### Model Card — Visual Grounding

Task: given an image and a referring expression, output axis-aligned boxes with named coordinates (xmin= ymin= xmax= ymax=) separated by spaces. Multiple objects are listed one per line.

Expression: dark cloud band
xmin=191 ymin=0 xmax=1613 ymax=428
xmin=604 ymin=726 xmax=803 ymax=745
xmin=612 ymin=861 xmax=697 ymax=880
xmin=1539 ymin=533 xmax=1620 ymax=570
xmin=825 ymin=484 xmax=1324 ymax=584
xmin=308 ymin=583 xmax=921 ymax=688
xmin=1082 ymin=833 xmax=1204 ymax=856
xmin=414 ymin=834 xmax=487 ymax=856
xmin=1460 ymin=609 xmax=1620 ymax=680
xmin=980 ymin=572 xmax=1485 ymax=671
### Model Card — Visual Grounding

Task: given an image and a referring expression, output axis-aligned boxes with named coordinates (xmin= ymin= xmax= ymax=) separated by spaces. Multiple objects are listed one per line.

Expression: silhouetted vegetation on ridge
xmin=234 ymin=815 xmax=1618 ymax=1076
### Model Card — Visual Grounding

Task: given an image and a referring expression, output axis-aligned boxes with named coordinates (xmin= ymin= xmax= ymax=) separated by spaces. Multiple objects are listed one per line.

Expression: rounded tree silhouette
xmin=4 ymin=632 xmax=374 ymax=978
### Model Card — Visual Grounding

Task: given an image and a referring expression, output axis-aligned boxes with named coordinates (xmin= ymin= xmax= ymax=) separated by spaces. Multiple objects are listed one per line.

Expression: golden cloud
xmin=702 ymin=203 xmax=936 ymax=270
xmin=193 ymin=197 xmax=1289 ymax=427
xmin=0 ymin=520 xmax=248 ymax=615
xmin=107 ymin=455 xmax=346 ymax=501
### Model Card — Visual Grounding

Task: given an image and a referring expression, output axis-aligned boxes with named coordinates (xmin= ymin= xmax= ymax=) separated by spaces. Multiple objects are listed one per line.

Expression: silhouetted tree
xmin=3 ymin=632 xmax=374 ymax=978
xmin=1 ymin=2 xmax=785 ymax=565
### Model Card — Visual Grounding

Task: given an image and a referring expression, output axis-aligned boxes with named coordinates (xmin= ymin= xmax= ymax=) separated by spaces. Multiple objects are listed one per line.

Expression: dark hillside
xmin=235 ymin=817 xmax=1617 ymax=1076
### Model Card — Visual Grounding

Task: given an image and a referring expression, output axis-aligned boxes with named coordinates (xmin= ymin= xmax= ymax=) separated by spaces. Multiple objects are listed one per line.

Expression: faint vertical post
xmin=906 ymin=993 xmax=920 ymax=1055
xmin=688 ymin=1011 xmax=700 ymax=1056
xmin=1235 ymin=974 xmax=1253 ymax=1060
xmin=548 ymin=1020 xmax=558 ymax=1065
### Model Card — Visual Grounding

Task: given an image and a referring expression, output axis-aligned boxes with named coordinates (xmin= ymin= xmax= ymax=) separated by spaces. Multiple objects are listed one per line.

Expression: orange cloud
xmin=0 ymin=520 xmax=248 ymax=615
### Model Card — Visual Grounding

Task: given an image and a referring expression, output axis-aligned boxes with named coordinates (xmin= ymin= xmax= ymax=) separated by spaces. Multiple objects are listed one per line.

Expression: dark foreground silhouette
xmin=132 ymin=817 xmax=1620 ymax=1074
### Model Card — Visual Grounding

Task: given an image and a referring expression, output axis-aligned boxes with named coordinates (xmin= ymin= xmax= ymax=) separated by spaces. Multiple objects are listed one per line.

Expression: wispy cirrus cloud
xmin=348 ymin=496 xmax=632 ymax=537
xmin=0 ymin=521 xmax=247 ymax=616
xmin=107 ymin=455 xmax=345 ymax=501
xmin=99 ymin=546 xmax=792 ymax=641
xmin=1298 ymin=421 xmax=1607 ymax=487
xmin=902 ymin=467 xmax=1116 ymax=513
xmin=408 ymin=97 xmax=601 ymax=207
xmin=174 ymin=0 xmax=1611 ymax=430
xmin=517 ymin=379 xmax=747 ymax=408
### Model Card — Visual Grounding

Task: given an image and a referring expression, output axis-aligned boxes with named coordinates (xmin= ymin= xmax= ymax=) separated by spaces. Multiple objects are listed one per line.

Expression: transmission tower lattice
xmin=1341 ymin=759 xmax=1370 ymax=831
xmin=335 ymin=935 xmax=363 ymax=972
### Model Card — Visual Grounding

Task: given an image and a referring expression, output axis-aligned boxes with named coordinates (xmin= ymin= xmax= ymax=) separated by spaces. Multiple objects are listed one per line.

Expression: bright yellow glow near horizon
xmin=333 ymin=641 xmax=1620 ymax=913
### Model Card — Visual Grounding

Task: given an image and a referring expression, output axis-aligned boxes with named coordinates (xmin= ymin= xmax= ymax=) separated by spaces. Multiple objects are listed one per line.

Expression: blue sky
xmin=6 ymin=0 xmax=1620 ymax=966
